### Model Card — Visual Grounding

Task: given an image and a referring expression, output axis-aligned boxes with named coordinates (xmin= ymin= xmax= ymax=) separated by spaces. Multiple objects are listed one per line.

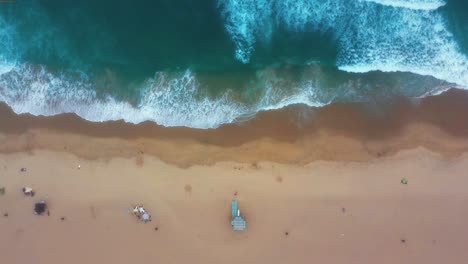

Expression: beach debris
xmin=34 ymin=200 xmax=47 ymax=215
xmin=22 ymin=187 xmax=35 ymax=197
xmin=284 ymin=231 xmax=289 ymax=236
xmin=231 ymin=200 xmax=247 ymax=231
xmin=154 ymin=226 xmax=159 ymax=231
xmin=401 ymin=178 xmax=408 ymax=185
xmin=20 ymin=168 xmax=27 ymax=172
xmin=133 ymin=205 xmax=152 ymax=223
xmin=3 ymin=213 xmax=8 ymax=217
xmin=0 ymin=187 xmax=5 ymax=196
xmin=60 ymin=217 xmax=66 ymax=221
xmin=400 ymin=239 xmax=406 ymax=244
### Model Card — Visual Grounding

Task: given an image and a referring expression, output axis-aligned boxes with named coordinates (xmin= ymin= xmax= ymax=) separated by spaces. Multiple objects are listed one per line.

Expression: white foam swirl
xmin=359 ymin=0 xmax=446 ymax=10
xmin=0 ymin=65 xmax=247 ymax=128
xmin=218 ymin=0 xmax=468 ymax=87
xmin=0 ymin=62 xmax=336 ymax=128
xmin=217 ymin=0 xmax=273 ymax=63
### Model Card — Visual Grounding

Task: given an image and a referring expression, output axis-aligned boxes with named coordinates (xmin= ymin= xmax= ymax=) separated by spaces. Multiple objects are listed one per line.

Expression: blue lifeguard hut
xmin=231 ymin=200 xmax=246 ymax=231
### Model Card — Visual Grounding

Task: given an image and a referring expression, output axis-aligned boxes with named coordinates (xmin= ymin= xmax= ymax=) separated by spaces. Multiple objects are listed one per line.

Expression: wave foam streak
xmin=217 ymin=0 xmax=273 ymax=63
xmin=359 ymin=0 xmax=446 ymax=10
xmin=0 ymin=61 xmax=449 ymax=128
xmin=218 ymin=0 xmax=467 ymax=87
xmin=0 ymin=66 xmax=248 ymax=128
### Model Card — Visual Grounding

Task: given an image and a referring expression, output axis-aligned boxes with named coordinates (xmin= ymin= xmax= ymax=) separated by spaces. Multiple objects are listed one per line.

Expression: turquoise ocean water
xmin=0 ymin=0 xmax=467 ymax=128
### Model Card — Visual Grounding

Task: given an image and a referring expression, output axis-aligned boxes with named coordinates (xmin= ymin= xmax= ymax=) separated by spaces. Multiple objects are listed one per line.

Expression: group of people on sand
xmin=14 ymin=184 xmax=149 ymax=223
xmin=133 ymin=205 xmax=152 ymax=223
xmin=8 ymin=168 xmax=154 ymax=223
xmin=20 ymin=186 xmax=48 ymax=215
xmin=14 ymin=185 xmax=151 ymax=222
xmin=22 ymin=186 xmax=35 ymax=197
xmin=8 ymin=170 xmax=248 ymax=232
xmin=14 ymin=168 xmax=148 ymax=224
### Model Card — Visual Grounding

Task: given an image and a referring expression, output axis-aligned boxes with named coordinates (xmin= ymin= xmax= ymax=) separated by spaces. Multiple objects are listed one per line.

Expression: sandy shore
xmin=2 ymin=89 xmax=468 ymax=263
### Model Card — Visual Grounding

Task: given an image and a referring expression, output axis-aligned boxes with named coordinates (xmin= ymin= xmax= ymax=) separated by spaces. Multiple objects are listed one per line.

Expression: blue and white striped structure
xmin=231 ymin=200 xmax=246 ymax=231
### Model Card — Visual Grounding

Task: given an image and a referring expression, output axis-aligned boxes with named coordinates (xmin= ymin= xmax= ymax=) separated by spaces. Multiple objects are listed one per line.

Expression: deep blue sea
xmin=0 ymin=0 xmax=467 ymax=128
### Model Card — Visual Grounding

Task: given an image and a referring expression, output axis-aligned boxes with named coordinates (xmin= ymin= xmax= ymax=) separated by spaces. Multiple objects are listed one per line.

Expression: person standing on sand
xmin=22 ymin=187 xmax=35 ymax=197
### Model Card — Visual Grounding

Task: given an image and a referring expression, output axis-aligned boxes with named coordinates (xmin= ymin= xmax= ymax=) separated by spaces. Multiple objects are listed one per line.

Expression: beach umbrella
xmin=142 ymin=213 xmax=151 ymax=223
xmin=34 ymin=201 xmax=47 ymax=215
xmin=401 ymin=178 xmax=408 ymax=185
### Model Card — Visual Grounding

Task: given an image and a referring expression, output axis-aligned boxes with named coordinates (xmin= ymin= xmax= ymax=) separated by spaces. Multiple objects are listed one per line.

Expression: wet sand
xmin=1 ymin=88 xmax=468 ymax=263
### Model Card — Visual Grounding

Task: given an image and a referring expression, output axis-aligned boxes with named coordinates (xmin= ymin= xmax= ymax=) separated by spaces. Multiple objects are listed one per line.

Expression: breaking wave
xmin=0 ymin=65 xmax=245 ymax=129
xmin=218 ymin=0 xmax=467 ymax=87
xmin=0 ymin=63 xmax=335 ymax=128
xmin=0 ymin=61 xmax=448 ymax=128
xmin=0 ymin=0 xmax=465 ymax=129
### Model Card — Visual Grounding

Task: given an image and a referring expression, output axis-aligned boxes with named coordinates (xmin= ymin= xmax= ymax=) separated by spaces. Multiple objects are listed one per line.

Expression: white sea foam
xmin=254 ymin=69 xmax=328 ymax=111
xmin=218 ymin=0 xmax=468 ymax=87
xmin=359 ymin=0 xmax=446 ymax=10
xmin=0 ymin=59 xmax=451 ymax=128
xmin=0 ymin=1 xmax=465 ymax=129
xmin=336 ymin=3 xmax=468 ymax=87
xmin=0 ymin=61 xmax=336 ymax=128
xmin=0 ymin=6 xmax=331 ymax=130
xmin=0 ymin=61 xmax=14 ymax=75
xmin=0 ymin=65 xmax=248 ymax=128
xmin=217 ymin=0 xmax=273 ymax=63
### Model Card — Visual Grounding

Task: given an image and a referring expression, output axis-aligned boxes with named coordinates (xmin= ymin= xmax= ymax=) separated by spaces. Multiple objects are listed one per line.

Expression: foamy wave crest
xmin=254 ymin=68 xmax=328 ymax=112
xmin=0 ymin=65 xmax=248 ymax=128
xmin=136 ymin=71 xmax=246 ymax=127
xmin=359 ymin=0 xmax=446 ymax=10
xmin=0 ymin=61 xmax=449 ymax=128
xmin=336 ymin=2 xmax=467 ymax=88
xmin=217 ymin=0 xmax=273 ymax=63
xmin=218 ymin=0 xmax=467 ymax=87
xmin=0 ymin=62 xmax=339 ymax=128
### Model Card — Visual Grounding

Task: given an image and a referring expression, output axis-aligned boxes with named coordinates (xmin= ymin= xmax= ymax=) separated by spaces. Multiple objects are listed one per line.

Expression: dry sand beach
xmin=2 ymin=89 xmax=468 ymax=263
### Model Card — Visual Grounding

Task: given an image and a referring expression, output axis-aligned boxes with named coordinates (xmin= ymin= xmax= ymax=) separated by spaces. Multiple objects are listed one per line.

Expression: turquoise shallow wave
xmin=0 ymin=0 xmax=466 ymax=128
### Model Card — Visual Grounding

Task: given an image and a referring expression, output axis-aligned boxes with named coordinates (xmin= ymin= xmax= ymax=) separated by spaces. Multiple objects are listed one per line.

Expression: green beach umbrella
xmin=401 ymin=179 xmax=408 ymax=185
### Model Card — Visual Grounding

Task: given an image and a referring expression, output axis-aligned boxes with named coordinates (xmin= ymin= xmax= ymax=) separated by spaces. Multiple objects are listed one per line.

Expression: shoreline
xmin=2 ymin=88 xmax=468 ymax=166
xmin=2 ymin=88 xmax=468 ymax=263
xmin=1 ymin=1 xmax=467 ymax=262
